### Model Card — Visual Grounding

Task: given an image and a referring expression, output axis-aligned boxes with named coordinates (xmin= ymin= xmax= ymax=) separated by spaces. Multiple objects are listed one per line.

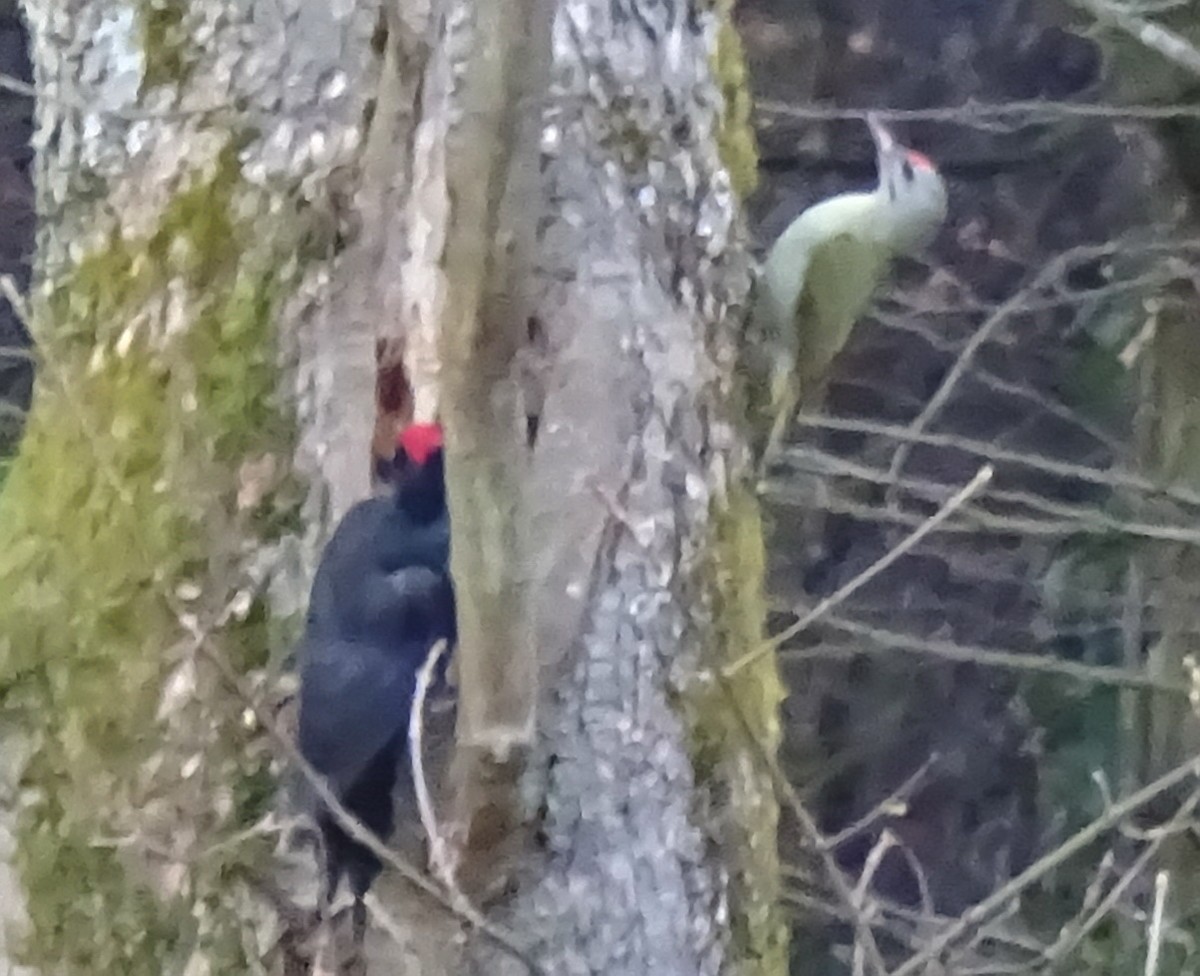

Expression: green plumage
xmin=749 ymin=117 xmax=948 ymax=468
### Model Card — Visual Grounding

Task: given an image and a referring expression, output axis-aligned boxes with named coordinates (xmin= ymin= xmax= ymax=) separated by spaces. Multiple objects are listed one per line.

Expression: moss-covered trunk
xmin=0 ymin=1 xmax=382 ymax=971
xmin=0 ymin=0 xmax=786 ymax=973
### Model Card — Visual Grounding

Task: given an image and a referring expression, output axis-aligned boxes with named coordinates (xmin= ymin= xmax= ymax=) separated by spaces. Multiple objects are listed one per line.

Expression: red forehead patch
xmin=906 ymin=149 xmax=936 ymax=171
xmin=397 ymin=423 xmax=443 ymax=466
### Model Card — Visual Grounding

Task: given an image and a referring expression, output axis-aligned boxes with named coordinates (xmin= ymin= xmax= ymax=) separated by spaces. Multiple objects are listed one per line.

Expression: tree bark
xmin=457 ymin=2 xmax=785 ymax=973
xmin=0 ymin=1 xmax=389 ymax=972
xmin=0 ymin=0 xmax=784 ymax=974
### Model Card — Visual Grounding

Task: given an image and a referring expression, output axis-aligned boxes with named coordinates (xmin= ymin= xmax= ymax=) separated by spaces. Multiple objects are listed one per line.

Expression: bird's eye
xmin=901 ymin=159 xmax=914 ymax=181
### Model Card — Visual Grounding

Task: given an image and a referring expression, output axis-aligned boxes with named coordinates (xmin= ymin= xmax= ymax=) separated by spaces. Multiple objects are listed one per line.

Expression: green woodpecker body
xmin=753 ymin=115 xmax=948 ymax=462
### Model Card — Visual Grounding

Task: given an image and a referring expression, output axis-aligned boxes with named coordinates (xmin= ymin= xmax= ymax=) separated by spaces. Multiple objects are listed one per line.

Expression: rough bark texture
xmin=474 ymin=2 xmax=785 ymax=973
xmin=1 ymin=1 xmax=383 ymax=972
xmin=2 ymin=0 xmax=782 ymax=974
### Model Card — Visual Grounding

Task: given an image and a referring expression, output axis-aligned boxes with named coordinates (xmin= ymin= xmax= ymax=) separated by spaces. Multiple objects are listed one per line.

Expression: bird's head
xmin=867 ymin=113 xmax=948 ymax=254
xmin=392 ymin=422 xmax=446 ymax=521
xmin=397 ymin=422 xmax=443 ymax=467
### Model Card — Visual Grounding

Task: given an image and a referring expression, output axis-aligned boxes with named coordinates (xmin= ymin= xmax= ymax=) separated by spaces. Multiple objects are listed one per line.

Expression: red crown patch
xmin=397 ymin=423 xmax=443 ymax=466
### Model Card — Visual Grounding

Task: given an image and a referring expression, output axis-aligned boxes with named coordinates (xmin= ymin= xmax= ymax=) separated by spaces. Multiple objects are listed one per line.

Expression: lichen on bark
xmin=712 ymin=0 xmax=759 ymax=202
xmin=694 ymin=4 xmax=785 ymax=970
xmin=0 ymin=141 xmax=303 ymax=973
xmin=692 ymin=484 xmax=788 ymax=976
xmin=3 ymin=0 xmax=379 ymax=968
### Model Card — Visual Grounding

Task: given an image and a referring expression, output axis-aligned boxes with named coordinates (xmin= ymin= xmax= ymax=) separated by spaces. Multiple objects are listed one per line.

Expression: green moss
xmin=191 ymin=269 xmax=288 ymax=460
xmin=54 ymin=238 xmax=141 ymax=346
xmin=138 ymin=0 xmax=196 ymax=92
xmin=153 ymin=145 xmax=241 ymax=288
xmin=225 ymin=596 xmax=274 ymax=675
xmin=50 ymin=141 xmax=240 ymax=351
xmin=1 ymin=350 xmax=201 ymax=971
xmin=20 ymin=789 xmax=189 ymax=976
xmin=684 ymin=483 xmax=788 ymax=976
xmin=712 ymin=5 xmax=760 ymax=200
xmin=0 ymin=144 xmax=300 ymax=973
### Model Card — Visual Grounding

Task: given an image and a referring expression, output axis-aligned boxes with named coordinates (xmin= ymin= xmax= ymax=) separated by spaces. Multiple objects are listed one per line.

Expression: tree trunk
xmin=0 ymin=0 xmax=388 ymax=972
xmin=459 ymin=2 xmax=785 ymax=972
xmin=0 ymin=0 xmax=783 ymax=975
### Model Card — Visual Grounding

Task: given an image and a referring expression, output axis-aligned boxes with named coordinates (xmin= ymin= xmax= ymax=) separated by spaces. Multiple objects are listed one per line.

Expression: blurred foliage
xmin=0 ymin=142 xmax=304 ymax=973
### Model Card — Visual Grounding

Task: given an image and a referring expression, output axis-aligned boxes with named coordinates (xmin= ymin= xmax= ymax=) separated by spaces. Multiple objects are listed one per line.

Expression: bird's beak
xmin=866 ymin=113 xmax=896 ymax=156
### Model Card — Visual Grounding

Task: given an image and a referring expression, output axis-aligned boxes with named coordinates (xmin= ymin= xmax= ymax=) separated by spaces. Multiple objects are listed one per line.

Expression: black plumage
xmin=297 ymin=423 xmax=454 ymax=945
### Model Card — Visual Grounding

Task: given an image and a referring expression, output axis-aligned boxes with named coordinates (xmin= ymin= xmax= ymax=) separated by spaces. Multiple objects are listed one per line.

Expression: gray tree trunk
xmin=482 ymin=1 xmax=763 ymax=971
xmin=1 ymin=0 xmax=782 ymax=974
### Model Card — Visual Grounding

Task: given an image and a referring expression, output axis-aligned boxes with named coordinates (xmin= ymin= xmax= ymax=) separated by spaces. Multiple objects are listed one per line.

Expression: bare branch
xmin=729 ymin=465 xmax=993 ymax=675
xmin=890 ymin=757 xmax=1200 ymax=976
xmin=791 ymin=414 xmax=1200 ymax=509
xmin=0 ymin=72 xmax=31 ymax=99
xmin=409 ymin=639 xmax=459 ymax=892
xmin=1144 ymin=871 xmax=1169 ymax=976
xmin=1072 ymin=0 xmax=1200 ymax=76
xmin=718 ymin=680 xmax=891 ymax=976
xmin=769 ymin=447 xmax=1200 ymax=546
xmin=883 ymin=259 xmax=1074 ymax=497
xmin=821 ymin=755 xmax=940 ymax=851
xmin=1041 ymin=794 xmax=1196 ymax=966
xmin=756 ymin=98 xmax=1200 ymax=127
xmin=787 ymin=613 xmax=1192 ymax=696
xmin=196 ymin=634 xmax=543 ymax=974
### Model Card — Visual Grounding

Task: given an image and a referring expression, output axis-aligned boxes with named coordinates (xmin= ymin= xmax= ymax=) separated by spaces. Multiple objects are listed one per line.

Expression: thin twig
xmin=786 ymin=613 xmax=1192 ymax=696
xmin=0 ymin=72 xmax=31 ymax=99
xmin=883 ymin=260 xmax=1067 ymax=497
xmin=727 ymin=464 xmax=992 ymax=675
xmin=717 ymin=679 xmax=891 ymax=976
xmin=854 ymin=829 xmax=896 ymax=910
xmin=362 ymin=891 xmax=416 ymax=960
xmin=822 ymin=756 xmax=939 ymax=851
xmin=890 ymin=755 xmax=1200 ymax=976
xmin=1144 ymin=871 xmax=1169 ymax=976
xmin=1073 ymin=0 xmax=1200 ymax=77
xmin=198 ymin=637 xmax=544 ymax=974
xmin=409 ymin=639 xmax=460 ymax=893
xmin=769 ymin=447 xmax=1200 ymax=546
xmin=782 ymin=888 xmax=919 ymax=947
xmin=0 ymin=345 xmax=37 ymax=364
xmin=755 ymin=98 xmax=1200 ymax=126
xmin=1044 ymin=791 xmax=1199 ymax=965
xmin=790 ymin=414 xmax=1200 ymax=510
xmin=782 ymin=871 xmax=1043 ymax=957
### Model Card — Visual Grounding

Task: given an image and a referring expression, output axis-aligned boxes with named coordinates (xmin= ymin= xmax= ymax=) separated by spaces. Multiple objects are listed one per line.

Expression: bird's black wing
xmin=387 ymin=564 xmax=443 ymax=603
xmin=305 ymin=500 xmax=451 ymax=644
xmin=304 ymin=500 xmax=391 ymax=638
xmin=387 ymin=565 xmax=457 ymax=643
xmin=375 ymin=515 xmax=450 ymax=576
xmin=297 ymin=637 xmax=419 ymax=797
